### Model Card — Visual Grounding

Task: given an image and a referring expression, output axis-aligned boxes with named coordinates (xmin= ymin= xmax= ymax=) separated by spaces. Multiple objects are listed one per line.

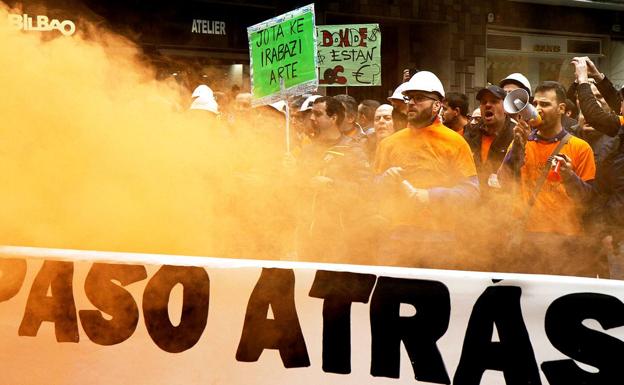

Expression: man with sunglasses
xmin=374 ymin=71 xmax=479 ymax=268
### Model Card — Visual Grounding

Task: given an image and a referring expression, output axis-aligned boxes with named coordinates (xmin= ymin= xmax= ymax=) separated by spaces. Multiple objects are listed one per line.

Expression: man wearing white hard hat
xmin=499 ymin=73 xmax=532 ymax=97
xmin=300 ymin=94 xmax=322 ymax=112
xmin=499 ymin=73 xmax=539 ymax=128
xmin=190 ymin=84 xmax=220 ymax=115
xmin=374 ymin=71 xmax=479 ymax=267
xmin=387 ymin=82 xmax=409 ymax=131
xmin=189 ymin=85 xmax=230 ymax=139
xmin=252 ymin=100 xmax=287 ymax=120
xmin=295 ymin=94 xmax=322 ymax=140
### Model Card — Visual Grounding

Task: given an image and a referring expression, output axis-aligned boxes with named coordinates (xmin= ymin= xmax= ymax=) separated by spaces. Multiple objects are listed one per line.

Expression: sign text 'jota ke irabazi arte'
xmin=247 ymin=4 xmax=318 ymax=106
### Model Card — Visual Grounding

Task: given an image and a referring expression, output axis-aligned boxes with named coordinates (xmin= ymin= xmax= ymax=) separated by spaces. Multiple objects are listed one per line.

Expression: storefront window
xmin=487 ymin=30 xmax=605 ymax=90
xmin=487 ymin=54 xmax=576 ymax=89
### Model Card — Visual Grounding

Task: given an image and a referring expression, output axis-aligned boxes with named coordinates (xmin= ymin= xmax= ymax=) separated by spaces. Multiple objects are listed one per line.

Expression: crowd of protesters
xmin=188 ymin=56 xmax=624 ymax=279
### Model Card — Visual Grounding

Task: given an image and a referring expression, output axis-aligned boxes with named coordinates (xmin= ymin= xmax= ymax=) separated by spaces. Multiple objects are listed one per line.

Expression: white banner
xmin=0 ymin=246 xmax=623 ymax=385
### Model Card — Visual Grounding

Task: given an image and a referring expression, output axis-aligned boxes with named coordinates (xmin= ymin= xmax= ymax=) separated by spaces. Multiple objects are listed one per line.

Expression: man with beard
xmin=387 ymin=82 xmax=409 ymax=131
xmin=441 ymin=92 xmax=470 ymax=137
xmin=463 ymin=85 xmax=515 ymax=193
xmin=295 ymin=96 xmax=373 ymax=263
xmin=374 ymin=71 xmax=479 ymax=268
xmin=499 ymin=81 xmax=600 ymax=276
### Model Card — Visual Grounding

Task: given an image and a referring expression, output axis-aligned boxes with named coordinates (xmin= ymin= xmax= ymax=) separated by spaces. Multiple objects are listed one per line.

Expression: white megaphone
xmin=503 ymin=88 xmax=542 ymax=127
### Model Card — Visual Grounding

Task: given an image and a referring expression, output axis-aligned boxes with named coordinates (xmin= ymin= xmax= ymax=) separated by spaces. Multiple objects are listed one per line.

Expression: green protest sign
xmin=247 ymin=4 xmax=318 ymax=106
xmin=317 ymin=24 xmax=381 ymax=86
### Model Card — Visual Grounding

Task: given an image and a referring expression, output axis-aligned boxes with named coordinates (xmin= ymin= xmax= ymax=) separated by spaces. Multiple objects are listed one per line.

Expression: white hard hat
xmin=190 ymin=85 xmax=219 ymax=114
xmin=269 ymin=100 xmax=287 ymax=114
xmin=499 ymin=73 xmax=532 ymax=96
xmin=388 ymin=82 xmax=410 ymax=102
xmin=402 ymin=71 xmax=445 ymax=99
xmin=299 ymin=95 xmax=321 ymax=112
xmin=192 ymin=84 xmax=213 ymax=98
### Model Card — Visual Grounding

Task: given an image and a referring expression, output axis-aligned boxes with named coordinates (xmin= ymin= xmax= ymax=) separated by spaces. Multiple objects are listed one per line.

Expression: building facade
xmin=8 ymin=0 xmax=624 ymax=107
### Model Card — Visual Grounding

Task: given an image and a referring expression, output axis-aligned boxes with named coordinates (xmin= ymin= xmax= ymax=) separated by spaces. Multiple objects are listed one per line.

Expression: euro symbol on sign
xmin=353 ymin=64 xmax=371 ymax=85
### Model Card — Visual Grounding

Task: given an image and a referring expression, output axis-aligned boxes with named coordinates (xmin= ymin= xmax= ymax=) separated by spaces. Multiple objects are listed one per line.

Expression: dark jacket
xmin=463 ymin=117 xmax=515 ymax=187
xmin=568 ymin=76 xmax=622 ymax=112
xmin=296 ymin=138 xmax=374 ymax=261
xmin=568 ymin=122 xmax=617 ymax=167
xmin=561 ymin=114 xmax=578 ymax=132
xmin=596 ymin=76 xmax=623 ymax=112
xmin=585 ymin=137 xmax=624 ymax=237
xmin=298 ymin=136 xmax=371 ymax=189
xmin=577 ymin=81 xmax=622 ymax=137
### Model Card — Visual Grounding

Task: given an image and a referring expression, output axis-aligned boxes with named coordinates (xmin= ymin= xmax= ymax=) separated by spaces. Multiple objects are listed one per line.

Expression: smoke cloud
xmin=0 ymin=3 xmax=606 ymax=278
xmin=0 ymin=2 xmax=293 ymax=259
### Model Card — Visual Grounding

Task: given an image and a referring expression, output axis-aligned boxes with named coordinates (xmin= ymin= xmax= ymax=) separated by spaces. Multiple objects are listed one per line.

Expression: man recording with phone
xmin=571 ymin=56 xmax=624 ymax=278
xmin=571 ymin=57 xmax=623 ymax=138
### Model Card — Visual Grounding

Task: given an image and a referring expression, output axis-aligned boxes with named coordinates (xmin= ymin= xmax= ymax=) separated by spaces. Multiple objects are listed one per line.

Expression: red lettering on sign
xmin=319 ymin=66 xmax=347 ymax=85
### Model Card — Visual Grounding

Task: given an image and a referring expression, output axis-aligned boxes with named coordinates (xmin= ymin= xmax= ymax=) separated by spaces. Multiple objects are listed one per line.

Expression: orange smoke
xmin=0 ymin=3 xmax=293 ymax=259
xmin=0 ymin=3 xmax=605 ymax=278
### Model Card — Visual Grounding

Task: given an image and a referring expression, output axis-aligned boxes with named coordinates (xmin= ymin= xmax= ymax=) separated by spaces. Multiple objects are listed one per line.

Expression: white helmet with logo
xmin=401 ymin=71 xmax=445 ymax=99
xmin=499 ymin=73 xmax=532 ymax=96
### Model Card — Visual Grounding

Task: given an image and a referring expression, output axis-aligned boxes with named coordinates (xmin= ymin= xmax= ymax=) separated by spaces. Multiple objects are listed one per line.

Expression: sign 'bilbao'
xmin=8 ymin=14 xmax=76 ymax=36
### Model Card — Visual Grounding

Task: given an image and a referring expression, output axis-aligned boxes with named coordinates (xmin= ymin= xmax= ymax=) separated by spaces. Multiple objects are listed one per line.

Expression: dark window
xmin=567 ymin=40 xmax=601 ymax=54
xmin=487 ymin=34 xmax=522 ymax=50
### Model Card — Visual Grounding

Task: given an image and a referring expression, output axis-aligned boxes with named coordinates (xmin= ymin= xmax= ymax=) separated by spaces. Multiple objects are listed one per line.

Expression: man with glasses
xmin=387 ymin=82 xmax=409 ymax=131
xmin=374 ymin=71 xmax=479 ymax=268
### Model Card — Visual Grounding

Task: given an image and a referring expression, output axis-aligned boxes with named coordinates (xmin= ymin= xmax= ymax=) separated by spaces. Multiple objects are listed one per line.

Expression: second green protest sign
xmin=317 ymin=24 xmax=381 ymax=87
